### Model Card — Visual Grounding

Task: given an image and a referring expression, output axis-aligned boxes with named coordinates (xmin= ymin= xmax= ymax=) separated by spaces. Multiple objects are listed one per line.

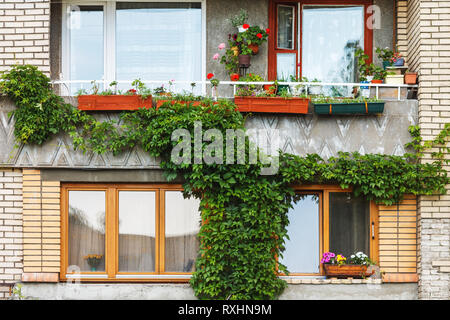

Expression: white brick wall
xmin=0 ymin=0 xmax=50 ymax=74
xmin=405 ymin=0 xmax=450 ymax=300
xmin=0 ymin=168 xmax=23 ymax=300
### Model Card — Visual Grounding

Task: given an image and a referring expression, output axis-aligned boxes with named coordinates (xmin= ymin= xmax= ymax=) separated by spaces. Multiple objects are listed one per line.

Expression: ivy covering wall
xmin=1 ymin=65 xmax=448 ymax=299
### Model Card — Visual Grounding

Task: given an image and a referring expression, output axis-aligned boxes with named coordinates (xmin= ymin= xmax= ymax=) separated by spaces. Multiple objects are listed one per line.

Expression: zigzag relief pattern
xmin=0 ymin=101 xmax=418 ymax=167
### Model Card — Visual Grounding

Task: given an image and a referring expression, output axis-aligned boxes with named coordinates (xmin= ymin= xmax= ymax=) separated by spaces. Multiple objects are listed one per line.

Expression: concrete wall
xmin=0 ymin=97 xmax=418 ymax=168
xmin=17 ymin=282 xmax=417 ymax=300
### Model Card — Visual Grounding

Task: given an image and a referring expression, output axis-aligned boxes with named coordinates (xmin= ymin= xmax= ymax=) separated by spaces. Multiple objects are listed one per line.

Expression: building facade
xmin=0 ymin=0 xmax=449 ymax=300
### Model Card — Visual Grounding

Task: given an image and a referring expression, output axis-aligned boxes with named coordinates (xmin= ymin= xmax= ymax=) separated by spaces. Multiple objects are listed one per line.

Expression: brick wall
xmin=397 ymin=0 xmax=409 ymax=64
xmin=0 ymin=0 xmax=50 ymax=74
xmin=0 ymin=168 xmax=23 ymax=299
xmin=405 ymin=0 xmax=450 ymax=300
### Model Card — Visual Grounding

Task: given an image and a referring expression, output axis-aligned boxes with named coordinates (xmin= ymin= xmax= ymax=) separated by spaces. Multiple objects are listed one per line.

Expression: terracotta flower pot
xmin=371 ymin=79 xmax=383 ymax=84
xmin=263 ymin=84 xmax=277 ymax=95
xmin=234 ymin=96 xmax=310 ymax=114
xmin=248 ymin=44 xmax=259 ymax=55
xmin=323 ymin=264 xmax=375 ymax=278
xmin=404 ymin=72 xmax=417 ymax=85
xmin=238 ymin=54 xmax=251 ymax=67
xmin=77 ymin=95 xmax=153 ymax=111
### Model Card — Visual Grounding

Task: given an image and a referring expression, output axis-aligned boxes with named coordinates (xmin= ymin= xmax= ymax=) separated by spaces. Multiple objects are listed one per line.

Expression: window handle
xmin=371 ymin=222 xmax=375 ymax=239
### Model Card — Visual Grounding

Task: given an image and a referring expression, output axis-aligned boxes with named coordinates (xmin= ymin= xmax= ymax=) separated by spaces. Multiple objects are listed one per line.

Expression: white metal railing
xmin=50 ymin=80 xmax=419 ymax=101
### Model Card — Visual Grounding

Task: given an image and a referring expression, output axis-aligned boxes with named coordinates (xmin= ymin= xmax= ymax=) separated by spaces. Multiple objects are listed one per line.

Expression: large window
xmin=61 ymin=184 xmax=201 ymax=281
xmin=281 ymin=186 xmax=378 ymax=276
xmin=269 ymin=0 xmax=373 ymax=86
xmin=62 ymin=1 xmax=204 ymax=94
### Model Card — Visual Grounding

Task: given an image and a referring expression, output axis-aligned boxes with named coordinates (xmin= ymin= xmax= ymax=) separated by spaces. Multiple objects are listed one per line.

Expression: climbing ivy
xmin=1 ymin=65 xmax=449 ymax=299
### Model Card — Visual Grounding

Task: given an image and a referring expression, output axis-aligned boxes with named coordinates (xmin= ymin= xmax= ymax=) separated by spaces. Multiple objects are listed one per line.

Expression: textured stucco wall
xmin=0 ymin=96 xmax=418 ymax=168
xmin=206 ymin=0 xmax=269 ymax=78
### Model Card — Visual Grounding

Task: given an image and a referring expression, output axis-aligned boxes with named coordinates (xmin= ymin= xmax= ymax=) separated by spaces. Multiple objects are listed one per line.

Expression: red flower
xmin=207 ymin=73 xmax=214 ymax=80
xmin=266 ymin=28 xmax=270 ymax=34
xmin=128 ymin=89 xmax=137 ymax=94
xmin=256 ymin=33 xmax=263 ymax=39
xmin=243 ymin=24 xmax=250 ymax=29
xmin=231 ymin=74 xmax=240 ymax=81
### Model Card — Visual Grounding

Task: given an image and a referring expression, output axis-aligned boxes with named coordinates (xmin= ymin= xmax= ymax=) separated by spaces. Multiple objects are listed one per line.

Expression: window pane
xmin=116 ymin=2 xmax=202 ymax=92
xmin=165 ymin=191 xmax=201 ymax=272
xmin=277 ymin=5 xmax=294 ymax=49
xmin=277 ymin=53 xmax=296 ymax=81
xmin=118 ymin=191 xmax=156 ymax=272
xmin=302 ymin=6 xmax=363 ymax=87
xmin=281 ymin=194 xmax=320 ymax=273
xmin=329 ymin=192 xmax=370 ymax=257
xmin=68 ymin=191 xmax=106 ymax=272
xmin=68 ymin=5 xmax=104 ymax=94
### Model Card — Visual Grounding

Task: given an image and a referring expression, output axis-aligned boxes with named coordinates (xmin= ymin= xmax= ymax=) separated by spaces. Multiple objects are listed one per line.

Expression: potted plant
xmin=239 ymin=25 xmax=269 ymax=55
xmin=376 ymin=47 xmax=394 ymax=69
xmin=312 ymin=96 xmax=385 ymax=115
xmin=77 ymin=79 xmax=153 ymax=111
xmin=234 ymin=74 xmax=310 ymax=114
xmin=289 ymin=75 xmax=308 ymax=96
xmin=84 ymin=254 xmax=103 ymax=271
xmin=371 ymin=65 xmax=387 ymax=83
xmin=218 ymin=40 xmax=240 ymax=80
xmin=227 ymin=9 xmax=249 ymax=33
xmin=405 ymin=71 xmax=418 ymax=84
xmin=321 ymin=251 xmax=375 ymax=278
xmin=391 ymin=52 xmax=404 ymax=66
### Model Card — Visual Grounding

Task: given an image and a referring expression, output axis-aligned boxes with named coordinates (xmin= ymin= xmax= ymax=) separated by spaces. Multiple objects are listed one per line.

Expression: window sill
xmin=281 ymin=277 xmax=383 ymax=285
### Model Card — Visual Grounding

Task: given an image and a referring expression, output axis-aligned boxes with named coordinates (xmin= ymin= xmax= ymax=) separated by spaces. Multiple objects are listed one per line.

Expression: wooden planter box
xmin=323 ymin=264 xmax=374 ymax=279
xmin=77 ymin=95 xmax=153 ymax=111
xmin=234 ymin=96 xmax=310 ymax=114
xmin=314 ymin=102 xmax=384 ymax=115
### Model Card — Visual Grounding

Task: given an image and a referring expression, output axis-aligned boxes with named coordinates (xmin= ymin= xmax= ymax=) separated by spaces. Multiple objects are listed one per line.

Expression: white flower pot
xmin=290 ymin=84 xmax=305 ymax=96
xmin=385 ymin=75 xmax=404 ymax=85
xmin=308 ymin=86 xmax=321 ymax=95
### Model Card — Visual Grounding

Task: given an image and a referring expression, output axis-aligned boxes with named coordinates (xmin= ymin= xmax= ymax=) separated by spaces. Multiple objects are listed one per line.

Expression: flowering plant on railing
xmin=321 ymin=251 xmax=374 ymax=266
xmin=391 ymin=51 xmax=403 ymax=64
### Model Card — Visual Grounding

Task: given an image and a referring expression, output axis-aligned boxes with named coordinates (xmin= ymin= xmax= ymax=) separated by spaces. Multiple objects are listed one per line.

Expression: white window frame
xmin=61 ymin=0 xmax=206 ymax=93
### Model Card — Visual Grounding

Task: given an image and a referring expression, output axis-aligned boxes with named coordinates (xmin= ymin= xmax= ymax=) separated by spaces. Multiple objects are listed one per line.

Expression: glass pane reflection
xmin=118 ymin=191 xmax=156 ymax=272
xmin=281 ymin=194 xmax=320 ymax=274
xmin=302 ymin=6 xmax=364 ymax=94
xmin=68 ymin=191 xmax=106 ymax=272
xmin=165 ymin=191 xmax=201 ymax=272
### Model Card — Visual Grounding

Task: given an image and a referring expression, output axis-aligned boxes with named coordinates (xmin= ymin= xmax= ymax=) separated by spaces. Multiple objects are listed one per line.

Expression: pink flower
xmin=213 ymin=53 xmax=220 ymax=60
xmin=218 ymin=43 xmax=226 ymax=50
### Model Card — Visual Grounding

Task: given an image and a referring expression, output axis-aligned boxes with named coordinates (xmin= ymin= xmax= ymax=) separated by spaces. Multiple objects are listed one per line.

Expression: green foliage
xmin=0 ymin=65 xmax=87 ymax=144
xmin=1 ymin=65 xmax=449 ymax=300
xmin=356 ymin=48 xmax=387 ymax=81
xmin=311 ymin=96 xmax=383 ymax=104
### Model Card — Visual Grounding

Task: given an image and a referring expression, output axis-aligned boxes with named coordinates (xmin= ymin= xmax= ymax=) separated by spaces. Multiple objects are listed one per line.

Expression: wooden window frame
xmin=282 ymin=185 xmax=379 ymax=277
xmin=268 ymin=0 xmax=374 ymax=80
xmin=60 ymin=183 xmax=198 ymax=282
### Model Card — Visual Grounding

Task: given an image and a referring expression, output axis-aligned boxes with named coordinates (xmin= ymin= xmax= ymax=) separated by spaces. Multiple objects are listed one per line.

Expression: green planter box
xmin=313 ymin=102 xmax=385 ymax=115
